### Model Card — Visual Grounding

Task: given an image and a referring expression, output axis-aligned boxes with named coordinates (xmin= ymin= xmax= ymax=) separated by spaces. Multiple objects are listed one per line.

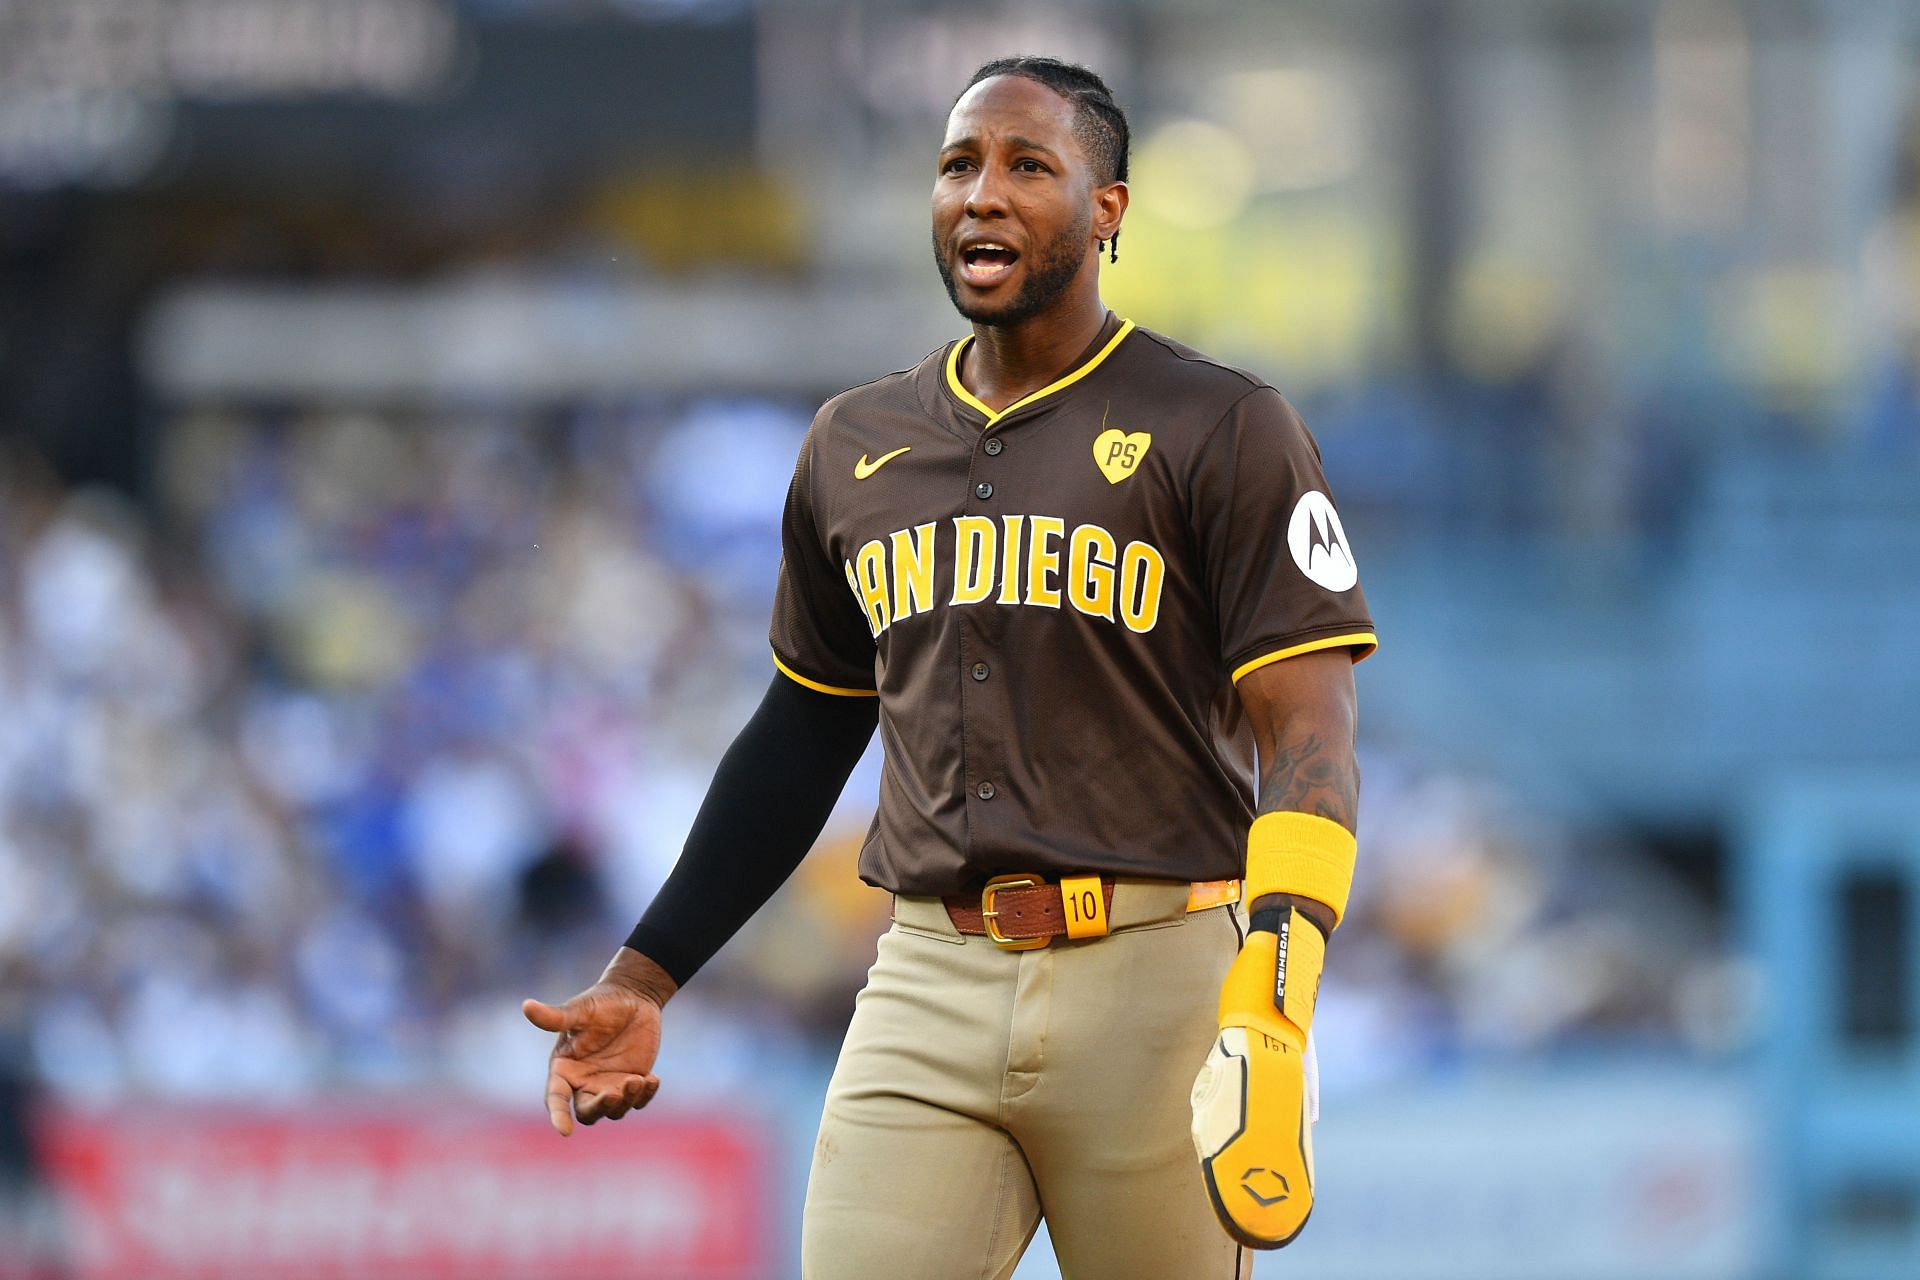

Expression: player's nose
xmin=962 ymin=170 xmax=1011 ymax=219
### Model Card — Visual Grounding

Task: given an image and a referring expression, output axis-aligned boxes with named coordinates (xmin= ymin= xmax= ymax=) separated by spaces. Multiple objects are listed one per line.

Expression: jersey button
xmin=975 ymin=481 xmax=994 ymax=500
xmin=976 ymin=781 xmax=996 ymax=800
xmin=971 ymin=661 xmax=990 ymax=681
xmin=983 ymin=438 xmax=1003 ymax=456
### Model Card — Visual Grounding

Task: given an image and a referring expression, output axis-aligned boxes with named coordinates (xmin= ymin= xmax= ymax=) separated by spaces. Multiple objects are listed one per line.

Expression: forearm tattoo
xmin=1255 ymin=730 xmax=1358 ymax=831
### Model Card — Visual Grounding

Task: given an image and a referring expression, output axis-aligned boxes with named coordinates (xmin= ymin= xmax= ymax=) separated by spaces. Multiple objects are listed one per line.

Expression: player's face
xmin=932 ymin=76 xmax=1100 ymax=327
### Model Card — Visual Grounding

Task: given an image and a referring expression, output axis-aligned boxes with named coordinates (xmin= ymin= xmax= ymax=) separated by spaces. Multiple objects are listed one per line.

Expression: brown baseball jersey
xmin=770 ymin=315 xmax=1375 ymax=895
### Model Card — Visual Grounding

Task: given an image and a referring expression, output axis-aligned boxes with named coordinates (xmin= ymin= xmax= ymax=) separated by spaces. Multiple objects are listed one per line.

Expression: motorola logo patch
xmin=1287 ymin=491 xmax=1358 ymax=592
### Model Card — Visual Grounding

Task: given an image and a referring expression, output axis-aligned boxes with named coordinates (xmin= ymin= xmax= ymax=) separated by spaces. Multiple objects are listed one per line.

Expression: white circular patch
xmin=1287 ymin=491 xmax=1358 ymax=592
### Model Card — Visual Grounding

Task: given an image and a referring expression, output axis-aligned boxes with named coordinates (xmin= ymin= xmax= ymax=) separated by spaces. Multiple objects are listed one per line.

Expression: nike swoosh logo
xmin=854 ymin=446 xmax=911 ymax=479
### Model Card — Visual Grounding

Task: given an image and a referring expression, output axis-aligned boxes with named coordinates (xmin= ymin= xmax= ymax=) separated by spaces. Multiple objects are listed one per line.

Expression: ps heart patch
xmin=1093 ymin=428 xmax=1151 ymax=484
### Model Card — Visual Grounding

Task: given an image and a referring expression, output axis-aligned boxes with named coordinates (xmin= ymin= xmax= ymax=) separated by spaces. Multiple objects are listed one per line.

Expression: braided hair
xmin=962 ymin=56 xmax=1130 ymax=263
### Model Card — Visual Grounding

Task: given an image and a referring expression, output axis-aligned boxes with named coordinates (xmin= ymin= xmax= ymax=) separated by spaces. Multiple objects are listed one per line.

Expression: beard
xmin=933 ymin=206 xmax=1093 ymax=327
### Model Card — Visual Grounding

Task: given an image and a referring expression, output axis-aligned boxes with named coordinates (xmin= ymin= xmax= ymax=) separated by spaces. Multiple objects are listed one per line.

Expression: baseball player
xmin=523 ymin=55 xmax=1374 ymax=1279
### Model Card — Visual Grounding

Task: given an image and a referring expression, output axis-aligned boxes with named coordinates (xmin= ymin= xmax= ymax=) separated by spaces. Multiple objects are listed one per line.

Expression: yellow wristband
xmin=1245 ymin=811 xmax=1357 ymax=928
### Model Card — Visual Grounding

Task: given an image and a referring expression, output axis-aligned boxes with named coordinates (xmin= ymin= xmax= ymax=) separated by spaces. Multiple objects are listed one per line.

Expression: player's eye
xmin=942 ymin=157 xmax=973 ymax=175
xmin=1015 ymin=159 xmax=1047 ymax=173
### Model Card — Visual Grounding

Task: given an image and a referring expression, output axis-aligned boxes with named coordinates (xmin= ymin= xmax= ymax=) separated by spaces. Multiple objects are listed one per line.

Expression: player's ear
xmin=1093 ymin=180 xmax=1128 ymax=246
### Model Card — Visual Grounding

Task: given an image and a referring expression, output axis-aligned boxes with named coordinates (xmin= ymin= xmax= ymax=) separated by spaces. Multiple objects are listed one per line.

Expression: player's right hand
xmin=522 ymin=978 xmax=664 ymax=1136
xmin=1191 ymin=907 xmax=1324 ymax=1248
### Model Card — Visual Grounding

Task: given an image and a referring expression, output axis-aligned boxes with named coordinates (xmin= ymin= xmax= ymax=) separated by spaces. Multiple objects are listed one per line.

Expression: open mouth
xmin=959 ymin=243 xmax=1020 ymax=287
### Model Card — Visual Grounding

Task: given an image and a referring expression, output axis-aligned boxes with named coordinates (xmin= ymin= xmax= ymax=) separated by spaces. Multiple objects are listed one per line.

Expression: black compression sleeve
xmin=622 ymin=673 xmax=878 ymax=986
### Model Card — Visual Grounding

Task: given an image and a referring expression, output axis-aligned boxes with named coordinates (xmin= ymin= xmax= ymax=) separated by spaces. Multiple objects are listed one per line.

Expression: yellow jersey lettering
xmin=1025 ymin=516 xmax=1065 ymax=609
xmin=1119 ymin=540 xmax=1165 ymax=634
xmin=1067 ymin=523 xmax=1117 ymax=622
xmin=852 ymin=516 xmax=1161 ymax=632
xmin=997 ymin=515 xmax=1026 ymax=605
xmin=950 ymin=516 xmax=996 ymax=605
xmin=889 ymin=522 xmax=938 ymax=622
xmin=856 ymin=539 xmax=890 ymax=635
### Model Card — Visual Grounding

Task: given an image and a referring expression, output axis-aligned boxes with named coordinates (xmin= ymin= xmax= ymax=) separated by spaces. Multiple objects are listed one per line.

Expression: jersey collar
xmin=944 ymin=317 xmax=1136 ymax=429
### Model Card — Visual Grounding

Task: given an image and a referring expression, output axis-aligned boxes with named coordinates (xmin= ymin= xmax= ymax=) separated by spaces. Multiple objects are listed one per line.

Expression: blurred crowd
xmin=0 ymin=401 xmax=1739 ymax=1119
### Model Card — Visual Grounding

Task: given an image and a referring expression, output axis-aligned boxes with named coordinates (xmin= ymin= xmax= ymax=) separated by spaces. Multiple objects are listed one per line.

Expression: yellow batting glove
xmin=1190 ymin=903 xmax=1326 ymax=1248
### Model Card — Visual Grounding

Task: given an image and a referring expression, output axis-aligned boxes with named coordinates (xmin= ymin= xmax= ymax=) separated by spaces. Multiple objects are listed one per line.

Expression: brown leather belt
xmin=940 ymin=875 xmax=1241 ymax=950
xmin=944 ymin=878 xmax=1117 ymax=942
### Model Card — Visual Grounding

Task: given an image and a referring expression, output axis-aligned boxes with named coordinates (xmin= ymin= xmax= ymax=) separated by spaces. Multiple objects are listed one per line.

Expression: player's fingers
xmin=522 ymin=998 xmax=579 ymax=1035
xmin=582 ymin=1074 xmax=646 ymax=1121
xmin=611 ymin=1078 xmax=652 ymax=1117
xmin=575 ymin=1087 xmax=617 ymax=1124
xmin=544 ymin=1072 xmax=574 ymax=1137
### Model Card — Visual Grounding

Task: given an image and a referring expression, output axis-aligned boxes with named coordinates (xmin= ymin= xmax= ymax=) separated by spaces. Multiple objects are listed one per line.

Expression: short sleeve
xmin=1188 ymin=386 xmax=1377 ymax=682
xmin=769 ymin=428 xmax=879 ymax=695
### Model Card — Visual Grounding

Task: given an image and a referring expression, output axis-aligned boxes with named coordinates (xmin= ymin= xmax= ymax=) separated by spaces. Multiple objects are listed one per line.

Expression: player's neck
xmin=962 ymin=291 xmax=1112 ymax=414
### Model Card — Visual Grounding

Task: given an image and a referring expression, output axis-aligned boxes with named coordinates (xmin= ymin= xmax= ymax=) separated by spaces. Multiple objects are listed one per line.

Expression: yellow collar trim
xmin=945 ymin=318 xmax=1136 ymax=427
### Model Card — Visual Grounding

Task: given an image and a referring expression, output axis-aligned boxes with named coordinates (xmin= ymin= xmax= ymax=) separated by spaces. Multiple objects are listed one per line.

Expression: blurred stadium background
xmin=0 ymin=1 xmax=1916 ymax=1277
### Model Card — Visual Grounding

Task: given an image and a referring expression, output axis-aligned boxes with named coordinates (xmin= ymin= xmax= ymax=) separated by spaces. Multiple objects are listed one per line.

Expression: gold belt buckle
xmin=980 ymin=873 xmax=1049 ymax=951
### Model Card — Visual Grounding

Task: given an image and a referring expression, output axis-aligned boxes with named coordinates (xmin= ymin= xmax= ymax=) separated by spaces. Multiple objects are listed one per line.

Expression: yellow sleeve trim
xmin=1230 ymin=631 xmax=1377 ymax=684
xmin=1246 ymin=811 xmax=1358 ymax=927
xmin=772 ymin=653 xmax=878 ymax=697
xmin=946 ymin=319 xmax=1136 ymax=427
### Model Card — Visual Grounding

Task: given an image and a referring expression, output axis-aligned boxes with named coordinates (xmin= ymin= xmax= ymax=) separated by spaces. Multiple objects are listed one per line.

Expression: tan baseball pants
xmin=801 ymin=880 xmax=1250 ymax=1280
